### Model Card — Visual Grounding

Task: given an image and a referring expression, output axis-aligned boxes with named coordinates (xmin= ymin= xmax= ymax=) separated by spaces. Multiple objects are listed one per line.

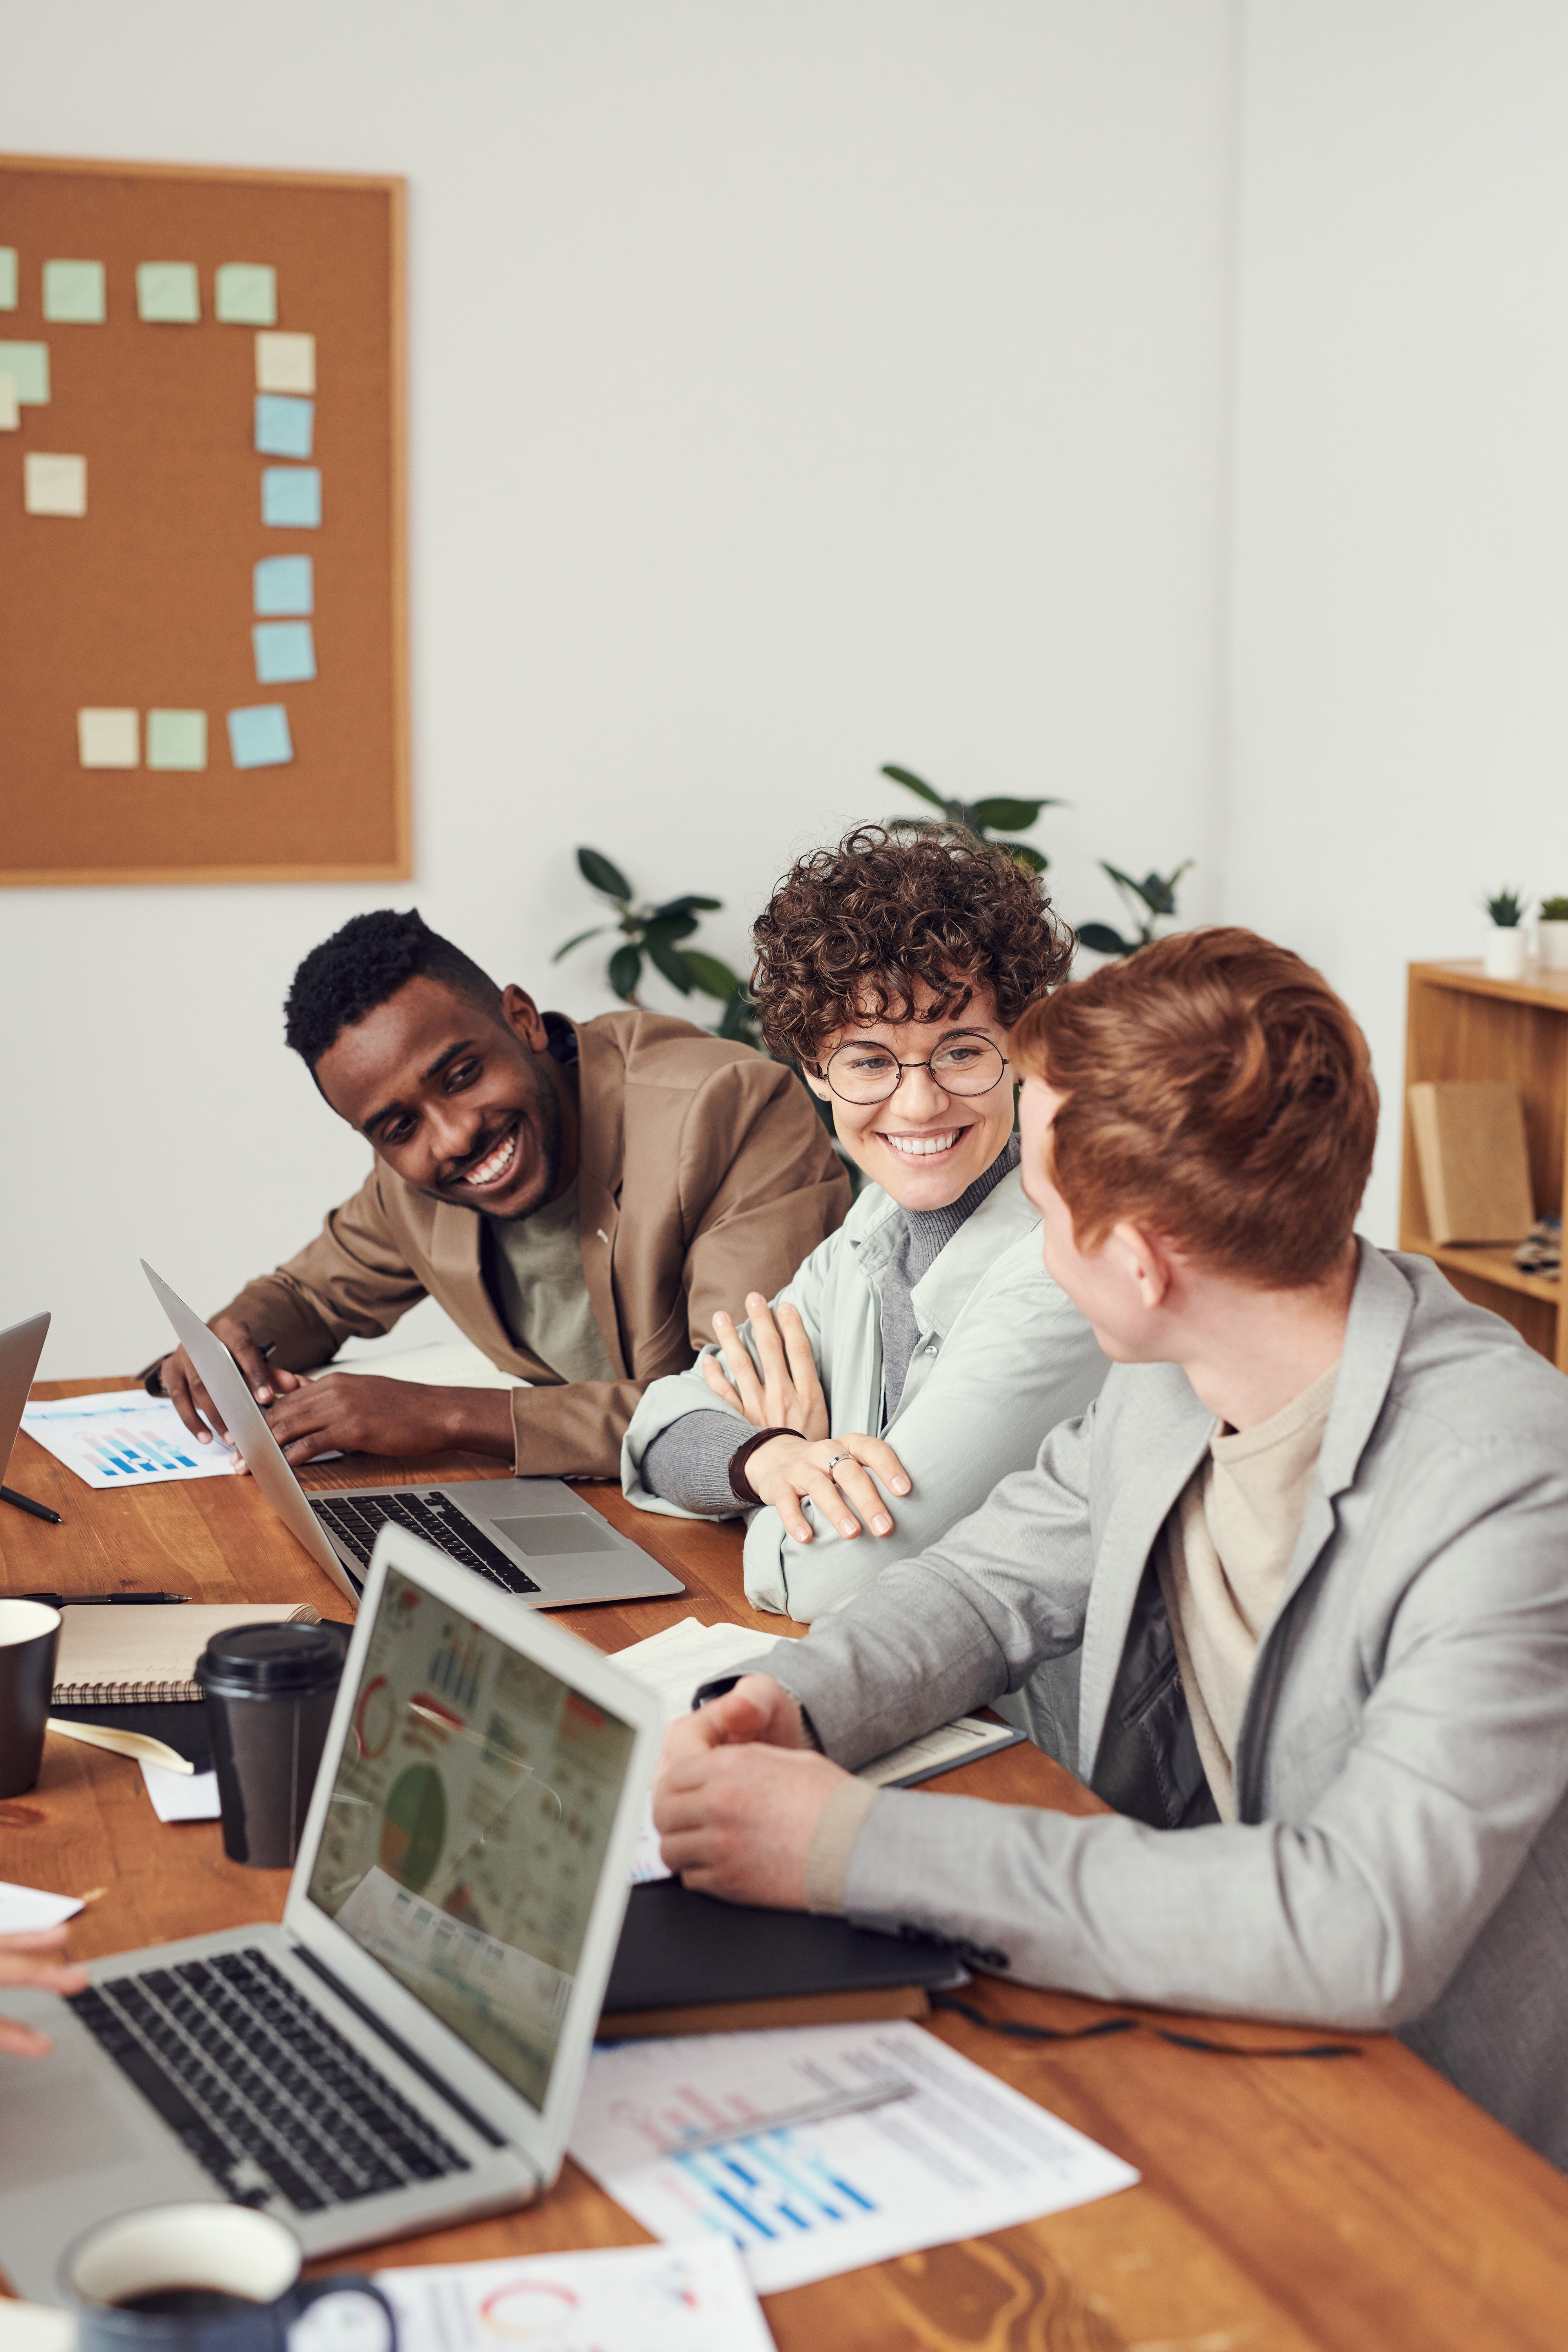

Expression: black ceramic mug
xmin=0 ymin=1597 xmax=61 ymax=1798
xmin=196 ymin=1622 xmax=348 ymax=1869
xmin=61 ymin=2202 xmax=396 ymax=2352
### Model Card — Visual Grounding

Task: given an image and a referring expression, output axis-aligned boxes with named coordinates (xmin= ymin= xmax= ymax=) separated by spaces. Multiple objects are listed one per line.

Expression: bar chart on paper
xmin=20 ymin=1392 xmax=238 ymax=1489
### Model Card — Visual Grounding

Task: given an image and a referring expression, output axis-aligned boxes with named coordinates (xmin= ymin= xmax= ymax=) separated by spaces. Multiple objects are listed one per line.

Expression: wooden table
xmin=6 ymin=1383 xmax=1568 ymax=2350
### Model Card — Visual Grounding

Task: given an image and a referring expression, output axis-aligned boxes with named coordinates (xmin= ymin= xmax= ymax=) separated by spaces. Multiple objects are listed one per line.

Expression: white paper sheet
xmin=140 ymin=1761 xmax=221 ymax=1821
xmin=575 ymin=2020 xmax=913 ymax=2167
xmin=0 ymin=1880 xmax=83 ymax=1934
xmin=571 ymin=2020 xmax=1138 ymax=2295
xmin=370 ymin=2240 xmax=774 ymax=2352
xmin=20 ymin=1392 xmax=238 ymax=1488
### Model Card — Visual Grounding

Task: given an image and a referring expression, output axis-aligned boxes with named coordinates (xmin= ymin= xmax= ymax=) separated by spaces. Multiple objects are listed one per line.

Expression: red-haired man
xmin=655 ymin=928 xmax=1568 ymax=2170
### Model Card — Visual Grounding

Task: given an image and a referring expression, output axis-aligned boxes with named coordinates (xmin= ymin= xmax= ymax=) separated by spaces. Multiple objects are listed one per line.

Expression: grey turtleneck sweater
xmin=639 ymin=1137 xmax=1021 ymax=1514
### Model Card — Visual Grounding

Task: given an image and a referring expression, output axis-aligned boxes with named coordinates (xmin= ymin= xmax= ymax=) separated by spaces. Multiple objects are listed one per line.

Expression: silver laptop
xmin=143 ymin=1262 xmax=682 ymax=1614
xmin=0 ymin=1311 xmax=50 ymax=1485
xmin=0 ymin=1523 xmax=664 ymax=2301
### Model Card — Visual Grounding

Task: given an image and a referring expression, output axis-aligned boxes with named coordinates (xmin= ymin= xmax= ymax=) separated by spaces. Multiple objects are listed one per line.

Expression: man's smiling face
xmin=313 ymin=973 xmax=568 ymax=1218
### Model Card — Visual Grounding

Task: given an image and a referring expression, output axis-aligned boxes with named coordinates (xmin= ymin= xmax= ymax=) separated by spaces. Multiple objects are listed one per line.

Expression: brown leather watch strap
xmin=728 ymin=1426 xmax=800 ymax=1503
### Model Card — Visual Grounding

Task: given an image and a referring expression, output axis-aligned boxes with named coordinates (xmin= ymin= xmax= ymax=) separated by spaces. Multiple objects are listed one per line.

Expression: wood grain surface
xmin=5 ymin=1379 xmax=1568 ymax=2348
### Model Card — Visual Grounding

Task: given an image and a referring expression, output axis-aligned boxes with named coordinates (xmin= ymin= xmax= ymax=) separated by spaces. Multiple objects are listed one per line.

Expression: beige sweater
xmin=1157 ymin=1361 xmax=1339 ymax=1821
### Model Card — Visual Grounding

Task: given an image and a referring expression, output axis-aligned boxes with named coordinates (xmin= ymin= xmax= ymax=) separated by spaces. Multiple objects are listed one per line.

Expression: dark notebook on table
xmin=599 ymin=1878 xmax=967 ymax=2038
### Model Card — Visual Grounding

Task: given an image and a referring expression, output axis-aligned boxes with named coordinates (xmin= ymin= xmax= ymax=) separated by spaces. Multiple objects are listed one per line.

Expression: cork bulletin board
xmin=0 ymin=154 xmax=408 ymax=885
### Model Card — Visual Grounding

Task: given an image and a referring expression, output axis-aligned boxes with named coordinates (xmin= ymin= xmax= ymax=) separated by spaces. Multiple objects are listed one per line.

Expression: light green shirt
xmin=483 ymin=1178 xmax=616 ymax=1384
xmin=621 ymin=1167 xmax=1109 ymax=1619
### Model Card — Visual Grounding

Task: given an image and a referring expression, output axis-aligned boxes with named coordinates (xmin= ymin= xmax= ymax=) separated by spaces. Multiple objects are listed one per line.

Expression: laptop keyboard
xmin=67 ymin=1946 xmax=470 ymax=2214
xmin=310 ymin=1488 xmax=540 ymax=1595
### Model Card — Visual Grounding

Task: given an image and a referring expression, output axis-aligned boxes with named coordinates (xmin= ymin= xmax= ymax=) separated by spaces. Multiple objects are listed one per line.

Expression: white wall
xmin=1227 ymin=0 xmax=1568 ymax=1240
xmin=2 ymin=0 xmax=1242 ymax=1376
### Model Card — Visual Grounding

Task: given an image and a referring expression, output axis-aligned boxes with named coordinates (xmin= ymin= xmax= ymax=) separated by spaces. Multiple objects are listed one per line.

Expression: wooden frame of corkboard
xmin=0 ymin=152 xmax=408 ymax=886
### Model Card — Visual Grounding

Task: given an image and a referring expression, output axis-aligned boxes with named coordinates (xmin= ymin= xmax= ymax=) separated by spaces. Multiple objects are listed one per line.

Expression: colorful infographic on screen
xmin=308 ymin=1566 xmax=635 ymax=2109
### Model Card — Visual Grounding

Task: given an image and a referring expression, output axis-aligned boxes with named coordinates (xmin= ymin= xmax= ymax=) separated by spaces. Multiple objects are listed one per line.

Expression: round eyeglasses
xmin=822 ymin=1033 xmax=1009 ymax=1106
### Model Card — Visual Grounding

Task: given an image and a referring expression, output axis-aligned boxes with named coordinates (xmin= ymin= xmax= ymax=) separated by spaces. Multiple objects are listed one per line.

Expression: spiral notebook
xmin=51 ymin=1603 xmax=321 ymax=1704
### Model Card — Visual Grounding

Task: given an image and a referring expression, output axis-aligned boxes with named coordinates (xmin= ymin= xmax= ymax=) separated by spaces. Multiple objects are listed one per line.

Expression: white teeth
xmin=882 ymin=1131 xmax=960 ymax=1157
xmin=464 ymin=1129 xmax=517 ymax=1184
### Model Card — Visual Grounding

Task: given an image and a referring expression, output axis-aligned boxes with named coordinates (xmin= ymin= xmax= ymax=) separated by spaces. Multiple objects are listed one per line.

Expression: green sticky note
xmin=216 ymin=263 xmax=276 ymax=325
xmin=43 ymin=259 xmax=106 ymax=323
xmin=146 ymin=710 xmax=208 ymax=771
xmin=0 ymin=343 xmax=49 ymax=403
xmin=137 ymin=262 xmax=200 ymax=324
xmin=0 ymin=250 xmax=16 ymax=311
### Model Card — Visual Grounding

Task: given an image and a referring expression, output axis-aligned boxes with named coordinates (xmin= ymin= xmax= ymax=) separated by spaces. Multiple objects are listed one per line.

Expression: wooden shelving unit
xmin=1400 ymin=960 xmax=1568 ymax=1369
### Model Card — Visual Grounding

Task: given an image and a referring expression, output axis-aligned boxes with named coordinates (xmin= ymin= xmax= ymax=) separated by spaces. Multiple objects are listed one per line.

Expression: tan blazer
xmin=206 ymin=1011 xmax=850 ymax=1478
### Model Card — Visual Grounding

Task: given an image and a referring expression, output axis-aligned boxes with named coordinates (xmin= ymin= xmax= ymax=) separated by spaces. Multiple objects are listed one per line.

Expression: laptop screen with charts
xmin=141 ymin=1259 xmax=683 ymax=1614
xmin=0 ymin=1523 xmax=666 ymax=2301
xmin=305 ymin=1558 xmax=637 ymax=2110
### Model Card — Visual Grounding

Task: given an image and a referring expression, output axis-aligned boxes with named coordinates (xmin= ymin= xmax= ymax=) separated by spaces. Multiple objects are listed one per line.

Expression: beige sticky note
xmin=0 ymin=373 xmax=18 ymax=430
xmin=24 ymin=452 xmax=87 ymax=515
xmin=255 ymin=331 xmax=315 ymax=394
xmin=78 ymin=709 xmax=140 ymax=769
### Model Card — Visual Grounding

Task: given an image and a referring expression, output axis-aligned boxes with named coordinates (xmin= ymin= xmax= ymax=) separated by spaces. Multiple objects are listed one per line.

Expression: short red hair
xmin=1014 ymin=927 xmax=1377 ymax=1286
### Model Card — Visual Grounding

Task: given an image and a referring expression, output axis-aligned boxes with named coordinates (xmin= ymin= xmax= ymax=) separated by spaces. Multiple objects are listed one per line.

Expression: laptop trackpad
xmin=0 ymin=2058 xmax=143 ymax=2183
xmin=492 ymin=1513 xmax=620 ymax=1557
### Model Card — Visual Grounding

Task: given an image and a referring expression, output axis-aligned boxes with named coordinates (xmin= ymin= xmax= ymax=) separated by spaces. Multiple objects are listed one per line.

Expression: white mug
xmin=60 ymin=2203 xmax=396 ymax=2352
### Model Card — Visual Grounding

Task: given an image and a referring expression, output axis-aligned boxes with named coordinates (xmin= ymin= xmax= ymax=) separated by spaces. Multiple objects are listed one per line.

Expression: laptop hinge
xmin=293 ymin=1943 xmax=509 ymax=2151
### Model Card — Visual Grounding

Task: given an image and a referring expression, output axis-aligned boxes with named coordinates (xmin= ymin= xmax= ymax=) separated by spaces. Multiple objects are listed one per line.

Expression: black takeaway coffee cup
xmin=0 ymin=1596 xmax=61 ymax=1798
xmin=196 ymin=1622 xmax=348 ymax=1869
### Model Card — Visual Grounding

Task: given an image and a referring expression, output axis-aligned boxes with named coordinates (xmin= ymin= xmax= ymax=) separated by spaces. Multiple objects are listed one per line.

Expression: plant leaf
xmin=881 ymin=764 xmax=947 ymax=810
xmin=577 ymin=847 xmax=633 ymax=901
xmin=968 ymin=797 xmax=1053 ymax=831
xmin=651 ymin=894 xmax=723 ymax=919
xmin=681 ymin=949 xmax=743 ymax=1001
xmin=1075 ymin=922 xmax=1131 ymax=956
xmin=1006 ymin=845 xmax=1049 ymax=875
xmin=642 ymin=912 xmax=700 ymax=945
xmin=645 ymin=933 xmax=696 ymax=993
xmin=716 ymin=991 xmax=761 ymax=1043
xmin=550 ymin=925 xmax=610 ymax=962
xmin=608 ymin=943 xmax=643 ymax=1000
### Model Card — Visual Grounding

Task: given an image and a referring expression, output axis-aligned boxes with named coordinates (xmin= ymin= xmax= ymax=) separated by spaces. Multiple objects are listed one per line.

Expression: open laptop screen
xmin=305 ymin=1564 xmax=636 ymax=2111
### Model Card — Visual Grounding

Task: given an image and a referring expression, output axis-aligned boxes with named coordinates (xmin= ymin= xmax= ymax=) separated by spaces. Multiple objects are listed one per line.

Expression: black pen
xmin=1 ymin=1485 xmax=62 ymax=1525
xmin=19 ymin=1591 xmax=192 ymax=1607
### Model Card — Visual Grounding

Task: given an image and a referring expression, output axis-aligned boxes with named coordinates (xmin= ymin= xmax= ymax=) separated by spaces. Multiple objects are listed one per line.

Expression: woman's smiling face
xmin=808 ymin=980 xmax=1016 ymax=1210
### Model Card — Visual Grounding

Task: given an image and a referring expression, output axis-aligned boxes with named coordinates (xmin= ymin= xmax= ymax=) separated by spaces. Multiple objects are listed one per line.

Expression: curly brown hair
xmin=751 ymin=823 xmax=1073 ymax=1067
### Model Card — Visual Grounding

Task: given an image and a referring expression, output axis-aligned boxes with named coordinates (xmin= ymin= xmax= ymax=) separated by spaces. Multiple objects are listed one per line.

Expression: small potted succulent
xmin=1539 ymin=896 xmax=1568 ymax=971
xmin=1482 ymin=887 xmax=1527 ymax=980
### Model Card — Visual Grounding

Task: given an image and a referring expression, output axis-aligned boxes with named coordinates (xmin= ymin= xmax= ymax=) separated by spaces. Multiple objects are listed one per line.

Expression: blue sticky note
xmin=227 ymin=704 xmax=294 ymax=769
xmin=261 ymin=466 xmax=321 ymax=528
xmin=0 ymin=342 xmax=50 ymax=403
xmin=44 ymin=259 xmax=106 ymax=323
xmin=253 ymin=555 xmax=314 ymax=616
xmin=253 ymin=621 xmax=316 ymax=684
xmin=254 ymin=394 xmax=313 ymax=459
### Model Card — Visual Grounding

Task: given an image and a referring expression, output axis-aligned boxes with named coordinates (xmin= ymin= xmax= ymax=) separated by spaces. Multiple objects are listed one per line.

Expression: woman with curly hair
xmin=621 ymin=824 xmax=1108 ymax=1678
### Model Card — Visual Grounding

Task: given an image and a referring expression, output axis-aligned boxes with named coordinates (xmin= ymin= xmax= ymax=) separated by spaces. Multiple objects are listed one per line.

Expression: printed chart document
xmin=571 ymin=2020 xmax=1139 ymax=2293
xmin=370 ymin=2240 xmax=774 ymax=2352
xmin=20 ymin=1391 xmax=238 ymax=1488
xmin=613 ymin=1619 xmax=1021 ymax=1884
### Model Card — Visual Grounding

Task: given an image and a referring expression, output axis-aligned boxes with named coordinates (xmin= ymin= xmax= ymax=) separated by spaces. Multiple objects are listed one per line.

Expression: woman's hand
xmin=702 ymin=1294 xmax=829 ymax=1442
xmin=743 ymin=1430 xmax=910 ymax=1544
xmin=0 ymin=1926 xmax=90 ymax=2058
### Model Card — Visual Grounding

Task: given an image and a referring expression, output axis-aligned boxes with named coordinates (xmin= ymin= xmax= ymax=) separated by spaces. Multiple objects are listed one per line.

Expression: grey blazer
xmin=772 ymin=1243 xmax=1568 ymax=2170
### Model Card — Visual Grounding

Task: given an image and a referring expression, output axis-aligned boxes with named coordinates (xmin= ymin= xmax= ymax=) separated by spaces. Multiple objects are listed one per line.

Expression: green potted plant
xmin=1482 ymin=887 xmax=1527 ymax=981
xmin=1538 ymin=896 xmax=1568 ymax=972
